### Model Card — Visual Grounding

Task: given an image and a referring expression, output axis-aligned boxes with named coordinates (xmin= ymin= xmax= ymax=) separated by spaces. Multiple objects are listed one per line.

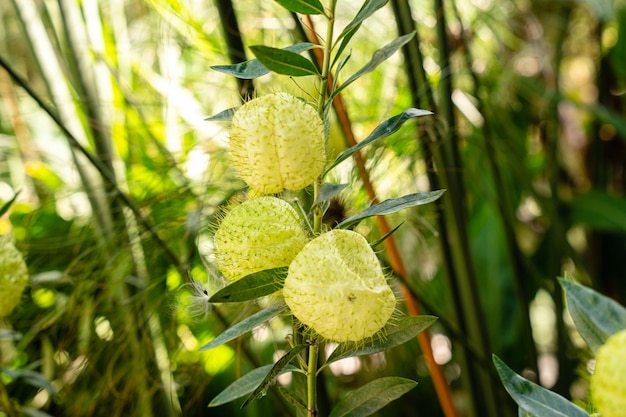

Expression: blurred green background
xmin=0 ymin=0 xmax=625 ymax=416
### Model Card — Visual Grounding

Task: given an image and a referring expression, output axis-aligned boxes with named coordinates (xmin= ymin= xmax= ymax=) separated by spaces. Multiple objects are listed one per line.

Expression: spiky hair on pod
xmin=229 ymin=92 xmax=326 ymax=195
xmin=0 ymin=235 xmax=28 ymax=318
xmin=283 ymin=229 xmax=396 ymax=343
xmin=214 ymin=196 xmax=310 ymax=282
xmin=591 ymin=328 xmax=626 ymax=417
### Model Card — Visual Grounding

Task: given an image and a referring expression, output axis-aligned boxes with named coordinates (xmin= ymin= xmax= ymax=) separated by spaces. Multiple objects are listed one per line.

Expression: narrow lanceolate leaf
xmin=326 ymin=316 xmax=437 ymax=364
xmin=371 ymin=222 xmax=404 ymax=249
xmin=0 ymin=191 xmax=20 ymax=217
xmin=492 ymin=355 xmax=590 ymax=417
xmin=559 ymin=278 xmax=626 ymax=353
xmin=199 ymin=302 xmax=287 ymax=351
xmin=208 ymin=364 xmax=298 ymax=407
xmin=314 ymin=183 xmax=349 ymax=205
xmin=325 ymin=108 xmax=433 ymax=174
xmin=205 ymin=107 xmax=238 ymax=122
xmin=332 ymin=33 xmax=416 ymax=98
xmin=209 ymin=267 xmax=288 ymax=303
xmin=337 ymin=191 xmax=445 ymax=229
xmin=328 ymin=377 xmax=417 ymax=417
xmin=1 ymin=368 xmax=59 ymax=398
xmin=275 ymin=0 xmax=325 ymax=15
xmin=242 ymin=344 xmax=307 ymax=408
xmin=336 ymin=0 xmax=389 ymax=42
xmin=250 ymin=46 xmax=320 ymax=77
xmin=278 ymin=386 xmax=307 ymax=410
xmin=212 ymin=43 xmax=316 ymax=79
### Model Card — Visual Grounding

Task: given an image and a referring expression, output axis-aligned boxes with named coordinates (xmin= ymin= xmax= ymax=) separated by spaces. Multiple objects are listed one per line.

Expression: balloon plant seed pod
xmin=283 ymin=229 xmax=396 ymax=343
xmin=591 ymin=328 xmax=626 ymax=417
xmin=0 ymin=235 xmax=28 ymax=318
xmin=214 ymin=196 xmax=309 ymax=282
xmin=229 ymin=92 xmax=326 ymax=194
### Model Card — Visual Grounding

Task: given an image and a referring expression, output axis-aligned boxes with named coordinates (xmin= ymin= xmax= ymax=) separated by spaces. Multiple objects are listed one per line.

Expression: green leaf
xmin=336 ymin=190 xmax=445 ymax=229
xmin=209 ymin=267 xmax=288 ymax=303
xmin=371 ymin=222 xmax=404 ymax=249
xmin=212 ymin=43 xmax=316 ymax=79
xmin=0 ymin=191 xmax=20 ymax=217
xmin=314 ymin=183 xmax=348 ymax=205
xmin=275 ymin=0 xmax=325 ymax=15
xmin=328 ymin=377 xmax=417 ymax=417
xmin=208 ymin=364 xmax=298 ymax=407
xmin=21 ymin=408 xmax=55 ymax=417
xmin=332 ymin=51 xmax=352 ymax=90
xmin=327 ymin=316 xmax=437 ymax=364
xmin=205 ymin=107 xmax=238 ymax=122
xmin=0 ymin=329 xmax=21 ymax=341
xmin=250 ymin=46 xmax=320 ymax=77
xmin=199 ymin=302 xmax=287 ymax=351
xmin=519 ymin=408 xmax=536 ymax=417
xmin=1 ymin=368 xmax=59 ymax=398
xmin=332 ymin=33 xmax=416 ymax=98
xmin=492 ymin=355 xmax=590 ymax=417
xmin=336 ymin=0 xmax=389 ymax=42
xmin=242 ymin=344 xmax=307 ymax=408
xmin=570 ymin=190 xmax=626 ymax=233
xmin=325 ymin=108 xmax=433 ymax=174
xmin=559 ymin=278 xmax=626 ymax=353
xmin=332 ymin=26 xmax=359 ymax=69
xmin=278 ymin=386 xmax=307 ymax=410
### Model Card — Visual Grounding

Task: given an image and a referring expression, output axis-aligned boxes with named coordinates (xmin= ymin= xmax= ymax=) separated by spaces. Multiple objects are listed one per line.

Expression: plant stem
xmin=307 ymin=342 xmax=319 ymax=417
xmin=305 ymin=4 xmax=336 ymax=416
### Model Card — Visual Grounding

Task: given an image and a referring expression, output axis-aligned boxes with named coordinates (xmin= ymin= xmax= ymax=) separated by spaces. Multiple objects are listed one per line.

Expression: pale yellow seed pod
xmin=214 ymin=197 xmax=309 ymax=282
xmin=591 ymin=328 xmax=626 ymax=417
xmin=229 ymin=92 xmax=325 ymax=194
xmin=283 ymin=229 xmax=395 ymax=342
xmin=0 ymin=236 xmax=28 ymax=318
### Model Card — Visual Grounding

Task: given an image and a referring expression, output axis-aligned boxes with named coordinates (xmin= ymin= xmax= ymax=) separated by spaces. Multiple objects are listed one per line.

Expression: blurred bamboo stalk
xmin=390 ymin=0 xmax=511 ymax=415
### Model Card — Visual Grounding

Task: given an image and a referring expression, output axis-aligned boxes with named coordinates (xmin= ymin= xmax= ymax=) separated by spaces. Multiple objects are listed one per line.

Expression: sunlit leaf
xmin=559 ymin=278 xmax=626 ymax=353
xmin=209 ymin=267 xmax=288 ymax=303
xmin=326 ymin=316 xmax=437 ymax=364
xmin=208 ymin=364 xmax=298 ymax=407
xmin=325 ymin=108 xmax=433 ymax=174
xmin=492 ymin=355 xmax=590 ymax=417
xmin=250 ymin=46 xmax=320 ymax=77
xmin=205 ymin=107 xmax=238 ymax=122
xmin=199 ymin=302 xmax=287 ymax=351
xmin=0 ymin=191 xmax=20 ymax=217
xmin=275 ymin=0 xmax=325 ymax=15
xmin=328 ymin=377 xmax=417 ymax=417
xmin=314 ymin=183 xmax=348 ymax=205
xmin=332 ymin=33 xmax=416 ymax=98
xmin=336 ymin=191 xmax=445 ymax=229
xmin=212 ymin=43 xmax=316 ymax=79
xmin=336 ymin=0 xmax=389 ymax=42
xmin=242 ymin=344 xmax=307 ymax=408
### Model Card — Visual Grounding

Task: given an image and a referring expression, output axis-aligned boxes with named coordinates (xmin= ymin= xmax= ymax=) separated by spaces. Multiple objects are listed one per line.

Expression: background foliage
xmin=0 ymin=0 xmax=625 ymax=416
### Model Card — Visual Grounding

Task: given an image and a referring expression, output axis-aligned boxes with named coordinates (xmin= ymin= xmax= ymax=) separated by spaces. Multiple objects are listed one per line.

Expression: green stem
xmin=307 ymin=342 xmax=319 ymax=417
xmin=305 ymin=4 xmax=336 ymax=417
